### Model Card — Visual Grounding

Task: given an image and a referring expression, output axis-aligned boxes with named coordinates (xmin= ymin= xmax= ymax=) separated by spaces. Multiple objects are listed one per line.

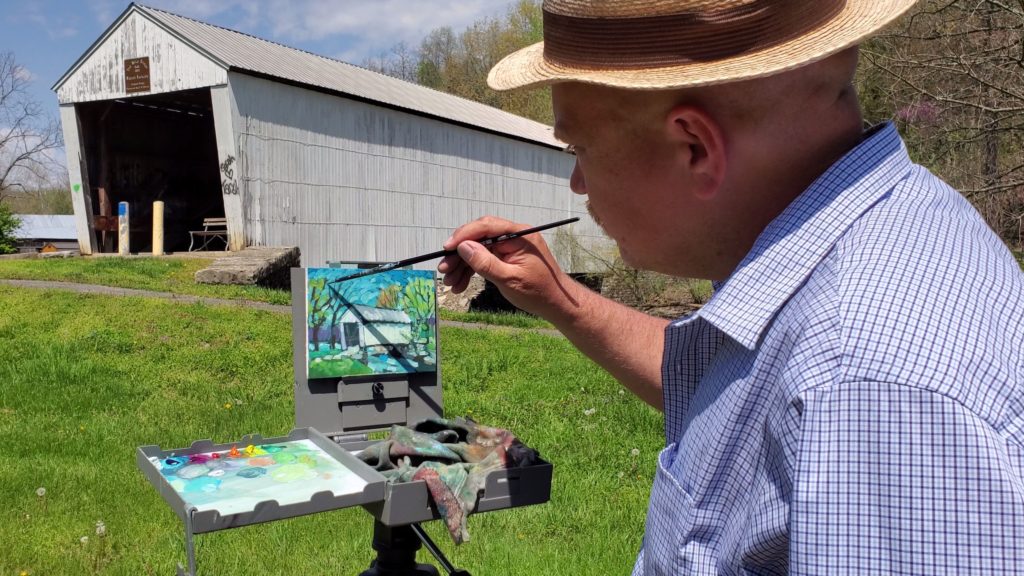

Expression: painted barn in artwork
xmin=336 ymin=305 xmax=413 ymax=349
xmin=53 ymin=3 xmax=608 ymax=270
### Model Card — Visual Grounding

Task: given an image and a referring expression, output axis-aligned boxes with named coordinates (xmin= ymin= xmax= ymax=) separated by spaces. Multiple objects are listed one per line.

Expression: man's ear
xmin=666 ymin=106 xmax=726 ymax=199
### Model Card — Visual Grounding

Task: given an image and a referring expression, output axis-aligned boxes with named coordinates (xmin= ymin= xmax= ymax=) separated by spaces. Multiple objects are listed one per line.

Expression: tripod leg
xmin=410 ymin=524 xmax=471 ymax=576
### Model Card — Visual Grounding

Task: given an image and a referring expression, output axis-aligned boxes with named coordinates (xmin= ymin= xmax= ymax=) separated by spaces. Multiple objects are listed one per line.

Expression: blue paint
xmin=183 ymin=476 xmax=222 ymax=493
xmin=118 ymin=202 xmax=128 ymax=217
xmin=236 ymin=467 xmax=267 ymax=479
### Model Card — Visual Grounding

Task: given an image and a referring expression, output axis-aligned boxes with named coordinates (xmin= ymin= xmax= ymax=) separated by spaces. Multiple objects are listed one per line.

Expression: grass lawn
xmin=0 ymin=256 xmax=554 ymax=330
xmin=0 ymin=256 xmax=290 ymax=305
xmin=0 ymin=285 xmax=662 ymax=576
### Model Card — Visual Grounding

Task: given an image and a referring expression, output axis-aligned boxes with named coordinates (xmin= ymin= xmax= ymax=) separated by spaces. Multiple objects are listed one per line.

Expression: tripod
xmin=359 ymin=520 xmax=471 ymax=576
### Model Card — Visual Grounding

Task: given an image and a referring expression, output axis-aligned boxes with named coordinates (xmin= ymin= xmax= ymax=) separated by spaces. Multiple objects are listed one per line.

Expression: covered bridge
xmin=53 ymin=3 xmax=606 ymax=269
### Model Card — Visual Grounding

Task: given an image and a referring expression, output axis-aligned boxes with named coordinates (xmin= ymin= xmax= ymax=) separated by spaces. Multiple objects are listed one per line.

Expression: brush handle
xmin=330 ymin=217 xmax=580 ymax=283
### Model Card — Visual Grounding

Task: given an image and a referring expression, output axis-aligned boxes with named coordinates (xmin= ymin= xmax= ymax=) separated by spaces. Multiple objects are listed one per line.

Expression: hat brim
xmin=488 ymin=0 xmax=918 ymax=91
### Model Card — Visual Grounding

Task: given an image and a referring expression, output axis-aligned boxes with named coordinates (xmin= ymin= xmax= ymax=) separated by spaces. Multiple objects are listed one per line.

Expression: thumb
xmin=456 ymin=240 xmax=507 ymax=283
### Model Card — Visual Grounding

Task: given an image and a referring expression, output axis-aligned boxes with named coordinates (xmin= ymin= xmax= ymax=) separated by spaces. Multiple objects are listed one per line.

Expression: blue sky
xmin=1 ymin=0 xmax=518 ymax=178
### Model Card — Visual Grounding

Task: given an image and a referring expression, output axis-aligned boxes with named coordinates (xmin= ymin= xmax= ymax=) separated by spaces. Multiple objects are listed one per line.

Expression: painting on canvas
xmin=305 ymin=268 xmax=437 ymax=379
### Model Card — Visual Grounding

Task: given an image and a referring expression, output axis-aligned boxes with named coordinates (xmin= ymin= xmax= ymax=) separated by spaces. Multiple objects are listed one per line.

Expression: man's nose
xmin=569 ymin=162 xmax=587 ymax=195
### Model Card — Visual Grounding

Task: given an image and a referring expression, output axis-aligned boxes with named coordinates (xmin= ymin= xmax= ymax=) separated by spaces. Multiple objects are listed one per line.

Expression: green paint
xmin=72 ymin=184 xmax=81 ymax=192
xmin=271 ymin=452 xmax=297 ymax=464
xmin=270 ymin=463 xmax=317 ymax=483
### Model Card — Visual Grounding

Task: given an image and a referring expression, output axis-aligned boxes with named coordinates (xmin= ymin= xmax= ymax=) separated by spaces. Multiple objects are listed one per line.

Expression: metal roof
xmin=15 ymin=215 xmax=78 ymax=240
xmin=347 ymin=305 xmax=412 ymax=324
xmin=55 ymin=3 xmax=563 ymax=149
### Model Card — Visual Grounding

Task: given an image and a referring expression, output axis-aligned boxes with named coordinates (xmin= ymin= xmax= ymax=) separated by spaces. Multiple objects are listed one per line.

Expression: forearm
xmin=550 ymin=277 xmax=668 ymax=410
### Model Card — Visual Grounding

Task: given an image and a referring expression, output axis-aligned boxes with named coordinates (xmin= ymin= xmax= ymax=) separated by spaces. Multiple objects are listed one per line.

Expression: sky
xmin=1 ymin=0 xmax=519 ymax=178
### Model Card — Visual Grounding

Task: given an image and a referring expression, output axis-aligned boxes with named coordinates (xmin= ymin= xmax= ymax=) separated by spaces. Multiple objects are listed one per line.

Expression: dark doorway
xmin=77 ymin=88 xmax=223 ymax=253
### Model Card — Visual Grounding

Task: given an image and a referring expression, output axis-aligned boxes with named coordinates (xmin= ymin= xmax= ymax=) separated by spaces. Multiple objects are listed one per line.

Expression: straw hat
xmin=488 ymin=0 xmax=919 ymax=90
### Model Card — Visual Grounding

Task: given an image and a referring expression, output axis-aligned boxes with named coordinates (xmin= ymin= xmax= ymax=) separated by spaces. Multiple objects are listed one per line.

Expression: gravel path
xmin=0 ymin=278 xmax=563 ymax=337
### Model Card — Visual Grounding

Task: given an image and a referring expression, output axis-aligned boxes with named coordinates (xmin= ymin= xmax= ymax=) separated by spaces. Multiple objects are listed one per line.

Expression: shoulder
xmin=824 ymin=165 xmax=1024 ymax=420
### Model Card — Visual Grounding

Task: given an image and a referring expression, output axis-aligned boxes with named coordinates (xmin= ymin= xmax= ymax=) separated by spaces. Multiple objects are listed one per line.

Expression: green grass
xmin=0 ymin=286 xmax=662 ymax=576
xmin=0 ymin=257 xmax=554 ymax=329
xmin=438 ymin=308 xmax=553 ymax=330
xmin=1014 ymin=249 xmax=1023 ymax=269
xmin=0 ymin=256 xmax=291 ymax=305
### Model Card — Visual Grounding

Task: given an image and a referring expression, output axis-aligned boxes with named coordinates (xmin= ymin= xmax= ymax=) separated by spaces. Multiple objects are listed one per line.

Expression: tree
xmin=362 ymin=42 xmax=419 ymax=83
xmin=0 ymin=52 xmax=63 ymax=202
xmin=416 ymin=1 xmax=553 ymax=124
xmin=367 ymin=1 xmax=553 ymax=124
xmin=861 ymin=1 xmax=1024 ymax=244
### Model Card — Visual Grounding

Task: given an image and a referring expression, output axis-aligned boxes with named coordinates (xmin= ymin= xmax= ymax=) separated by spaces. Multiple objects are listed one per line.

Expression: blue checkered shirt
xmin=633 ymin=123 xmax=1024 ymax=575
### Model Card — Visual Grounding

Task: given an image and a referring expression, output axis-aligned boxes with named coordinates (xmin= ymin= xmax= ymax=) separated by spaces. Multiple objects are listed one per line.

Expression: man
xmin=439 ymin=1 xmax=1024 ymax=574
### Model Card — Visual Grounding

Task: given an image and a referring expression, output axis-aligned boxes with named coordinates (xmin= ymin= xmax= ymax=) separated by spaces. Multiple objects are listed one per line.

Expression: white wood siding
xmin=226 ymin=73 xmax=607 ymax=271
xmin=59 ymin=104 xmax=96 ymax=254
xmin=56 ymin=12 xmax=227 ymax=104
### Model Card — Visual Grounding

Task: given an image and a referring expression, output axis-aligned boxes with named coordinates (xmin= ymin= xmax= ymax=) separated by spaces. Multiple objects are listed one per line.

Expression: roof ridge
xmin=135 ymin=3 xmax=367 ymax=73
xmin=133 ymin=3 xmax=557 ymax=135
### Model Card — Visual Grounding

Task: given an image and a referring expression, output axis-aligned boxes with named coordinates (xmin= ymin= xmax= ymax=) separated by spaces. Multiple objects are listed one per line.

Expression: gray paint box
xmin=137 ymin=266 xmax=552 ymax=575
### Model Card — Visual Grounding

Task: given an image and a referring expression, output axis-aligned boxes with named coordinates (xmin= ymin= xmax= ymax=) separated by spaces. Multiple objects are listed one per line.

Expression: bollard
xmin=152 ymin=201 xmax=165 ymax=256
xmin=118 ymin=202 xmax=130 ymax=256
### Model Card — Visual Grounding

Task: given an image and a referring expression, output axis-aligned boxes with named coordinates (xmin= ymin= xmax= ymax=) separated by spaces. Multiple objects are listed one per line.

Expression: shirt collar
xmin=693 ymin=122 xmax=913 ymax=349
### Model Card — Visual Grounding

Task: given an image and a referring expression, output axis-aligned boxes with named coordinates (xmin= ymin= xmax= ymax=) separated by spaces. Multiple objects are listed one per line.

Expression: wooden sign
xmin=124 ymin=57 xmax=151 ymax=94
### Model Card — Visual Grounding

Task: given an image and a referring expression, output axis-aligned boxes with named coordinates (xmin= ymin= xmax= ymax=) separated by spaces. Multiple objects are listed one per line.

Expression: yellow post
xmin=152 ymin=201 xmax=165 ymax=256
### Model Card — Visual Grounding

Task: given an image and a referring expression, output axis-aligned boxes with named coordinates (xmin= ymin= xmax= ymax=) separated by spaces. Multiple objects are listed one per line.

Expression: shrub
xmin=0 ymin=204 xmax=22 ymax=254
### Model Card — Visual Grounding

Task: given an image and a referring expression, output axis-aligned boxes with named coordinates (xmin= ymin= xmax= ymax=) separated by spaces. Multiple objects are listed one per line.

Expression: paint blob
xmin=247 ymin=457 xmax=275 ymax=467
xmin=271 ymin=452 xmax=297 ymax=464
xmin=184 ymin=477 xmax=222 ymax=494
xmin=236 ymin=467 xmax=267 ymax=479
xmin=176 ymin=464 xmax=211 ymax=480
xmin=270 ymin=464 xmax=318 ymax=483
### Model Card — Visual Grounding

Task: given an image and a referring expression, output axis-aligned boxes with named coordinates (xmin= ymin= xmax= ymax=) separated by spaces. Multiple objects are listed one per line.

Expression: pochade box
xmin=137 ymin=265 xmax=552 ymax=576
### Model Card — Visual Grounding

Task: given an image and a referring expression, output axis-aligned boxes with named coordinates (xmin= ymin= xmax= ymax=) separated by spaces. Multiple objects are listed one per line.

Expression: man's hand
xmin=438 ymin=215 xmax=668 ymax=411
xmin=437 ymin=216 xmax=581 ymax=324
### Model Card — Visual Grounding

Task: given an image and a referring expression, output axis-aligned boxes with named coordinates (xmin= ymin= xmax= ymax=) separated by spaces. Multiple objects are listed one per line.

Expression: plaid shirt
xmin=634 ymin=123 xmax=1024 ymax=575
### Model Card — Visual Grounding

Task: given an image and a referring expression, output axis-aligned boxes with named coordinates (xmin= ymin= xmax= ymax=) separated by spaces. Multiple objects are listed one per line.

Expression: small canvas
xmin=153 ymin=439 xmax=369 ymax=515
xmin=305 ymin=268 xmax=437 ymax=379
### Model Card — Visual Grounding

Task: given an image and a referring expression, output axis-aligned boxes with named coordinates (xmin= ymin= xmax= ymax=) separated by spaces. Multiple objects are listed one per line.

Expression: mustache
xmin=585 ymin=200 xmax=602 ymax=228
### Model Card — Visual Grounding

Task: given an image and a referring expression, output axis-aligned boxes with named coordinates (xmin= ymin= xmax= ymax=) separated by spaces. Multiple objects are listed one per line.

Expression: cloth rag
xmin=358 ymin=417 xmax=540 ymax=543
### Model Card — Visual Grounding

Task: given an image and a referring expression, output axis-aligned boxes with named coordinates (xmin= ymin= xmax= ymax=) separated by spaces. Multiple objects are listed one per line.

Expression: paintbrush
xmin=328 ymin=216 xmax=580 ymax=284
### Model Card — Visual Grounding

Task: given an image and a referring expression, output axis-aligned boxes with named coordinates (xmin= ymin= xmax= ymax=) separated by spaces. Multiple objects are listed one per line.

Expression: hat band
xmin=543 ymin=0 xmax=847 ymax=69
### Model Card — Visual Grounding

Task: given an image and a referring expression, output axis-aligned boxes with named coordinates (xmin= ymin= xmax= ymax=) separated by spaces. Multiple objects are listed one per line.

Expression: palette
xmin=137 ymin=428 xmax=385 ymax=536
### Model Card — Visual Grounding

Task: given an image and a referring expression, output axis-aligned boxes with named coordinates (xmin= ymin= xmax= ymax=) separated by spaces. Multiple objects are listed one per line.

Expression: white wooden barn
xmin=52 ymin=3 xmax=606 ymax=269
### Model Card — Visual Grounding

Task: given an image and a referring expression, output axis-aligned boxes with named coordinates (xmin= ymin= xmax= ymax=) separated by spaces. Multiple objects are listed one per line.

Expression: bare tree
xmin=362 ymin=42 xmax=420 ymax=83
xmin=862 ymin=1 xmax=1024 ymax=243
xmin=0 ymin=51 xmax=63 ymax=202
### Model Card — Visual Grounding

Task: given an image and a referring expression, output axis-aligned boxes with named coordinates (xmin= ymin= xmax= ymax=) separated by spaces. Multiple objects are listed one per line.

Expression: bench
xmin=188 ymin=217 xmax=229 ymax=252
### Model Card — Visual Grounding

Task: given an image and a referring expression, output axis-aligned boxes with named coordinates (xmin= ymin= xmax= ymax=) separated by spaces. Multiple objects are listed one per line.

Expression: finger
xmin=451 ymin=265 xmax=475 ymax=293
xmin=445 ymin=217 xmax=524 ymax=249
xmin=437 ymin=253 xmax=461 ymax=274
xmin=456 ymin=240 xmax=514 ymax=285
